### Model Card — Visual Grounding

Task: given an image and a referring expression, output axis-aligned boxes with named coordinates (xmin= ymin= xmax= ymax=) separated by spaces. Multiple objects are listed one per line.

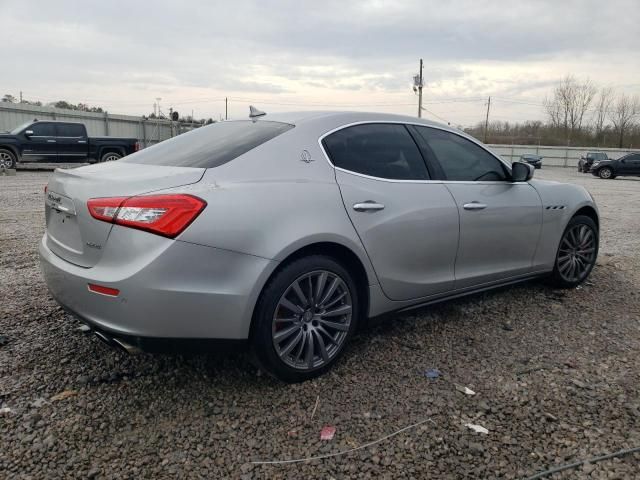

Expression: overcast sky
xmin=2 ymin=0 xmax=639 ymax=126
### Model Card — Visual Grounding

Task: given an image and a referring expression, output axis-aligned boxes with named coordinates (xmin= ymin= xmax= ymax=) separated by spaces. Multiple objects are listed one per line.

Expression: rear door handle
xmin=77 ymin=140 xmax=87 ymax=144
xmin=463 ymin=202 xmax=487 ymax=211
xmin=47 ymin=139 xmax=57 ymax=143
xmin=353 ymin=201 xmax=385 ymax=212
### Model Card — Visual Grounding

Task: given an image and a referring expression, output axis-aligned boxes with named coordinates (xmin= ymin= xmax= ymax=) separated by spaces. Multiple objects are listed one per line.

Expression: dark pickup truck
xmin=0 ymin=120 xmax=140 ymax=169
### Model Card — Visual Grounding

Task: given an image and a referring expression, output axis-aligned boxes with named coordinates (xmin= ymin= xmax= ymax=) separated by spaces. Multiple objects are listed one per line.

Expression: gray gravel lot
xmin=1 ymin=167 xmax=639 ymax=479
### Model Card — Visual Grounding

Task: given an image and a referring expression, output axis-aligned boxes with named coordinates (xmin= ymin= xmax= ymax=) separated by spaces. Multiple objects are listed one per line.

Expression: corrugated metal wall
xmin=0 ymin=102 xmax=192 ymax=147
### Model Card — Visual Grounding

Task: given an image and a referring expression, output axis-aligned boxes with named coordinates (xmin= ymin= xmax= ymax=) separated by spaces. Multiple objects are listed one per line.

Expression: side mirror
xmin=24 ymin=130 xmax=34 ymax=137
xmin=511 ymin=161 xmax=534 ymax=182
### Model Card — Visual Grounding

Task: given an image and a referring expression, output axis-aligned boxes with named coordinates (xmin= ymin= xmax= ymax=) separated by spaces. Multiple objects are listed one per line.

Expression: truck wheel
xmin=0 ymin=149 xmax=17 ymax=169
xmin=100 ymin=152 xmax=122 ymax=162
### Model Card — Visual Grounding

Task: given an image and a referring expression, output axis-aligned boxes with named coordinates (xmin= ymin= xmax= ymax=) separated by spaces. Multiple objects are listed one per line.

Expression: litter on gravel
xmin=320 ymin=425 xmax=336 ymax=441
xmin=465 ymin=423 xmax=489 ymax=434
xmin=455 ymin=384 xmax=476 ymax=396
xmin=424 ymin=368 xmax=441 ymax=379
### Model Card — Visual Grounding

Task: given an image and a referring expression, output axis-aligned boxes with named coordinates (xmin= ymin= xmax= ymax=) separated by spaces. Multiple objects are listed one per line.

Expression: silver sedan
xmin=40 ymin=111 xmax=599 ymax=382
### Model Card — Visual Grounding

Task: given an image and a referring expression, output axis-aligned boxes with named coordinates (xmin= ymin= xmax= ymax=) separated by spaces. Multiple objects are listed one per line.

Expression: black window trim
xmin=318 ymin=120 xmax=517 ymax=184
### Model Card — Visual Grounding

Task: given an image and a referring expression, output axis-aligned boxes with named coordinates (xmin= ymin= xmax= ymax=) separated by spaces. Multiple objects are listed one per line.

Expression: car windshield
xmin=10 ymin=122 xmax=33 ymax=134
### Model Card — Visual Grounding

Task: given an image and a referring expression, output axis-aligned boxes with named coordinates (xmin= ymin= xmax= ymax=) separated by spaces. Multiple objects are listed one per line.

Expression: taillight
xmin=134 ymin=141 xmax=141 ymax=152
xmin=87 ymin=194 xmax=206 ymax=238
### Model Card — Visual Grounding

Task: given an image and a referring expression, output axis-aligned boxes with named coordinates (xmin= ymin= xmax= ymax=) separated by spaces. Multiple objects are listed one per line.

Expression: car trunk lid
xmin=45 ymin=162 xmax=205 ymax=267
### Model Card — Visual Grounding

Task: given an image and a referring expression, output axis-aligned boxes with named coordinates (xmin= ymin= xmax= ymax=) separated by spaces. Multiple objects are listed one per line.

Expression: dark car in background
xmin=520 ymin=154 xmax=543 ymax=169
xmin=578 ymin=152 xmax=608 ymax=173
xmin=0 ymin=120 xmax=139 ymax=169
xmin=591 ymin=152 xmax=640 ymax=179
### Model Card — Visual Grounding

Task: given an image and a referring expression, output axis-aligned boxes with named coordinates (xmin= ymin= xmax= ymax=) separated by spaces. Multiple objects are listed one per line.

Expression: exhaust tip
xmin=111 ymin=337 xmax=141 ymax=355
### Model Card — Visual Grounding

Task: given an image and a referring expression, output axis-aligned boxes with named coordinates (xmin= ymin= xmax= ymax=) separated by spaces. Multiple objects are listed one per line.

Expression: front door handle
xmin=47 ymin=139 xmax=57 ymax=143
xmin=353 ymin=201 xmax=385 ymax=212
xmin=463 ymin=202 xmax=487 ymax=211
xmin=77 ymin=140 xmax=87 ymax=144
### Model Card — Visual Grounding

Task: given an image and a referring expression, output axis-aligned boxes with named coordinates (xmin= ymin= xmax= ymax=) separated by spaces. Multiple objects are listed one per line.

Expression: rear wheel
xmin=0 ymin=149 xmax=16 ymax=169
xmin=251 ymin=255 xmax=359 ymax=382
xmin=100 ymin=152 xmax=122 ymax=162
xmin=598 ymin=167 xmax=613 ymax=179
xmin=549 ymin=215 xmax=598 ymax=288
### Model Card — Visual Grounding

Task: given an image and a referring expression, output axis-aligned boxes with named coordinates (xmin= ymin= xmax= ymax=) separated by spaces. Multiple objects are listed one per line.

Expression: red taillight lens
xmin=87 ymin=194 xmax=206 ymax=238
xmin=134 ymin=141 xmax=141 ymax=152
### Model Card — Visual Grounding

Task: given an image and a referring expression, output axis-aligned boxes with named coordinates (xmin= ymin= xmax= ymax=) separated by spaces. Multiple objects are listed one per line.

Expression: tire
xmin=549 ymin=215 xmax=598 ymax=288
xmin=100 ymin=152 xmax=122 ymax=162
xmin=0 ymin=149 xmax=17 ymax=169
xmin=598 ymin=167 xmax=613 ymax=179
xmin=250 ymin=255 xmax=359 ymax=383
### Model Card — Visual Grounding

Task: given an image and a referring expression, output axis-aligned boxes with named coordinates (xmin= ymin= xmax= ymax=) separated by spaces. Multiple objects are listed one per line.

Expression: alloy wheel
xmin=0 ymin=151 xmax=14 ymax=168
xmin=102 ymin=154 xmax=121 ymax=162
xmin=272 ymin=270 xmax=352 ymax=371
xmin=557 ymin=224 xmax=597 ymax=283
xmin=599 ymin=168 xmax=612 ymax=179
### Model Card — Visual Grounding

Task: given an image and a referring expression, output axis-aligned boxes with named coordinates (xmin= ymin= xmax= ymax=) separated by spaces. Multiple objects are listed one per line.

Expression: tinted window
xmin=56 ymin=124 xmax=85 ymax=137
xmin=322 ymin=124 xmax=428 ymax=180
xmin=30 ymin=123 xmax=55 ymax=136
xmin=122 ymin=120 xmax=293 ymax=168
xmin=415 ymin=127 xmax=507 ymax=181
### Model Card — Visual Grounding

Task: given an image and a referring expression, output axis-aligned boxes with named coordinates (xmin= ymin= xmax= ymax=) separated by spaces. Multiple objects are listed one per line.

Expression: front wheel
xmin=0 ymin=149 xmax=17 ymax=169
xmin=549 ymin=215 xmax=598 ymax=288
xmin=598 ymin=167 xmax=613 ymax=179
xmin=251 ymin=255 xmax=359 ymax=383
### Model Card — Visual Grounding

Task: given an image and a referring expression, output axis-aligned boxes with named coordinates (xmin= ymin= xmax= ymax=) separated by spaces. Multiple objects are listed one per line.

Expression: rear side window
xmin=122 ymin=120 xmax=294 ymax=168
xmin=56 ymin=124 xmax=85 ymax=137
xmin=322 ymin=123 xmax=429 ymax=180
xmin=30 ymin=123 xmax=55 ymax=136
xmin=414 ymin=126 xmax=507 ymax=181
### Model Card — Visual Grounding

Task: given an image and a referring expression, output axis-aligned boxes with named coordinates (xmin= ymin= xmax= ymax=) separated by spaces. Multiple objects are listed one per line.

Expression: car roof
xmin=245 ymin=110 xmax=468 ymax=139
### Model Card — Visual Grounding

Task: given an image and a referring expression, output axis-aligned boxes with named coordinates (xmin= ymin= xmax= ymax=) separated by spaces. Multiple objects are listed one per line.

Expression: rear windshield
xmin=122 ymin=120 xmax=293 ymax=168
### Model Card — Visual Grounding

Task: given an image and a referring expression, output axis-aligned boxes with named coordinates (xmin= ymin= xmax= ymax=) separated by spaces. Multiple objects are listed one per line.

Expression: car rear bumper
xmin=39 ymin=232 xmax=277 ymax=340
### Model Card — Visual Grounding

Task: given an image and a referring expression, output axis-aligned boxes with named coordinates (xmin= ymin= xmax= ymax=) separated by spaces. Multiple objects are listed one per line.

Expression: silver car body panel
xmin=39 ymin=111 xmax=598 ymax=340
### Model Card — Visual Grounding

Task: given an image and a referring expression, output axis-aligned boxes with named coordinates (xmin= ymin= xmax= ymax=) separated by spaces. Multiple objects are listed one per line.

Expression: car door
xmin=55 ymin=123 xmax=89 ymax=162
xmin=629 ymin=154 xmax=640 ymax=175
xmin=22 ymin=122 xmax=57 ymax=162
xmin=322 ymin=123 xmax=460 ymax=301
xmin=412 ymin=126 xmax=542 ymax=289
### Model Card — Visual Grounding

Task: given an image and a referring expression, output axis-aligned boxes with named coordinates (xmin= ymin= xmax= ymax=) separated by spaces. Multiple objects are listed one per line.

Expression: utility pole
xmin=19 ymin=91 xmax=23 ymax=103
xmin=156 ymin=97 xmax=161 ymax=142
xmin=483 ymin=96 xmax=491 ymax=143
xmin=225 ymin=97 xmax=228 ymax=120
xmin=413 ymin=59 xmax=424 ymax=118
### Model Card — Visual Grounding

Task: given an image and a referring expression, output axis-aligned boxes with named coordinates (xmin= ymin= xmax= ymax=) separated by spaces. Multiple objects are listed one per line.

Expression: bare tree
xmin=609 ymin=93 xmax=640 ymax=148
xmin=592 ymin=86 xmax=614 ymax=139
xmin=544 ymin=75 xmax=597 ymax=144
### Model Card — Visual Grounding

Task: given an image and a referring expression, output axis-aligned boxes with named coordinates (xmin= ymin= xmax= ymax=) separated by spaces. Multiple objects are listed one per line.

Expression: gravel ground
xmin=1 ymin=167 xmax=639 ymax=479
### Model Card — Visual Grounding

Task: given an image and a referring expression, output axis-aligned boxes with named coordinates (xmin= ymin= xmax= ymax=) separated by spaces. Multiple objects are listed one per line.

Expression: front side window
xmin=122 ymin=120 xmax=294 ymax=168
xmin=30 ymin=123 xmax=55 ymax=136
xmin=322 ymin=123 xmax=429 ymax=180
xmin=415 ymin=126 xmax=508 ymax=181
xmin=56 ymin=124 xmax=85 ymax=137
